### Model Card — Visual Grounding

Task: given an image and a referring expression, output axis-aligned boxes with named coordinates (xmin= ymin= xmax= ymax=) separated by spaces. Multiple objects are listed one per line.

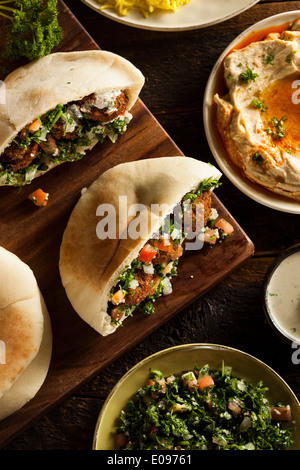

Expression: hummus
xmin=214 ymin=20 xmax=300 ymax=201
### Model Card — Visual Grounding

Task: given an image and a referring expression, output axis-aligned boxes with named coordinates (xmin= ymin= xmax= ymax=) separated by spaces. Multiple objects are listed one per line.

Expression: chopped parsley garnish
xmin=286 ymin=51 xmax=297 ymax=63
xmin=252 ymin=152 xmax=264 ymax=166
xmin=251 ymin=99 xmax=267 ymax=112
xmin=240 ymin=66 xmax=259 ymax=84
xmin=106 ymin=116 xmax=128 ymax=135
xmin=265 ymin=116 xmax=287 ymax=139
xmin=265 ymin=55 xmax=275 ymax=65
xmin=183 ymin=177 xmax=221 ymax=203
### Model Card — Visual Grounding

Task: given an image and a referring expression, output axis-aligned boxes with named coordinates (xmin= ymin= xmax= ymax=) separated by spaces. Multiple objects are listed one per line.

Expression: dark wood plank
xmin=0 ymin=0 xmax=254 ymax=447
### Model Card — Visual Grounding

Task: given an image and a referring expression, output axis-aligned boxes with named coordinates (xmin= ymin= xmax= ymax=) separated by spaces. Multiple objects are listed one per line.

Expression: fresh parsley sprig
xmin=251 ymin=99 xmax=267 ymax=112
xmin=0 ymin=0 xmax=63 ymax=62
xmin=240 ymin=65 xmax=259 ymax=84
xmin=265 ymin=116 xmax=287 ymax=139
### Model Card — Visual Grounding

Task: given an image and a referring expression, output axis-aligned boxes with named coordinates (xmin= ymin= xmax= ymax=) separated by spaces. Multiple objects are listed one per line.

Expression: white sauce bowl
xmin=263 ymin=243 xmax=300 ymax=344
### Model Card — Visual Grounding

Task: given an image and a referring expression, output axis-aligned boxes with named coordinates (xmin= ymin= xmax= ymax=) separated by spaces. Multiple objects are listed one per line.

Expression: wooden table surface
xmin=2 ymin=0 xmax=300 ymax=451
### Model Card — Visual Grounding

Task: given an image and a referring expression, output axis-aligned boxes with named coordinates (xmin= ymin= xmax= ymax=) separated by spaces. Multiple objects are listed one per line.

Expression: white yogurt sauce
xmin=94 ymin=90 xmax=121 ymax=111
xmin=266 ymin=250 xmax=300 ymax=341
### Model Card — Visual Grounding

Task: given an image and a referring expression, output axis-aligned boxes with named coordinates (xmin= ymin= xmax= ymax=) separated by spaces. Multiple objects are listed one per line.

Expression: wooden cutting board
xmin=0 ymin=1 xmax=254 ymax=447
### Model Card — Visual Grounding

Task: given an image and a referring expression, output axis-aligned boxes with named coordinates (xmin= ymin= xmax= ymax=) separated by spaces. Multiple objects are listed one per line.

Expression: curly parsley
xmin=265 ymin=116 xmax=287 ymax=139
xmin=0 ymin=0 xmax=63 ymax=62
xmin=240 ymin=66 xmax=259 ymax=84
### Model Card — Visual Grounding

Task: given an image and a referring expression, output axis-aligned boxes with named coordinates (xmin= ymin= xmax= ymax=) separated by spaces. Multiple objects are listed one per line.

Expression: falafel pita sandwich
xmin=59 ymin=157 xmax=232 ymax=337
xmin=0 ymin=50 xmax=144 ymax=186
xmin=0 ymin=247 xmax=52 ymax=420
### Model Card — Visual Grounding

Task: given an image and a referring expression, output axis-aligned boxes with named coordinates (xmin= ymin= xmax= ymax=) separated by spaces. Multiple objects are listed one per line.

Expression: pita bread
xmin=59 ymin=157 xmax=222 ymax=336
xmin=0 ymin=247 xmax=52 ymax=420
xmin=0 ymin=50 xmax=145 ymax=185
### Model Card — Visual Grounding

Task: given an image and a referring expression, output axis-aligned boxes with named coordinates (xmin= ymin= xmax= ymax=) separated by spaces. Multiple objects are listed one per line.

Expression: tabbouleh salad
xmin=115 ymin=362 xmax=294 ymax=450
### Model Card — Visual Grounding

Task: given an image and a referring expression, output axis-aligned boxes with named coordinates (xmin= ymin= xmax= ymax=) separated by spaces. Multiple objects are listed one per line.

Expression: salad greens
xmin=116 ymin=363 xmax=294 ymax=450
xmin=0 ymin=103 xmax=131 ymax=186
xmin=182 ymin=177 xmax=222 ymax=204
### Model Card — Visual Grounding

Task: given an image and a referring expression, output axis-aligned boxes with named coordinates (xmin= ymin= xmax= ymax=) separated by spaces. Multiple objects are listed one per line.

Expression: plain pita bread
xmin=0 ymin=247 xmax=52 ymax=420
xmin=59 ymin=157 xmax=222 ymax=336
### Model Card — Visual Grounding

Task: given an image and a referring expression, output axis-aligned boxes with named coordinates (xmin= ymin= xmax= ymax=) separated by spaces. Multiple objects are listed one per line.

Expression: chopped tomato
xmin=150 ymin=275 xmax=161 ymax=295
xmin=147 ymin=379 xmax=156 ymax=386
xmin=111 ymin=307 xmax=124 ymax=322
xmin=206 ymin=397 xmax=213 ymax=409
xmin=198 ymin=375 xmax=214 ymax=391
xmin=170 ymin=245 xmax=183 ymax=260
xmin=157 ymin=378 xmax=166 ymax=393
xmin=138 ymin=243 xmax=157 ymax=263
xmin=162 ymin=262 xmax=173 ymax=276
xmin=147 ymin=378 xmax=166 ymax=393
xmin=269 ymin=406 xmax=291 ymax=421
xmin=28 ymin=119 xmax=41 ymax=133
xmin=166 ymin=375 xmax=175 ymax=383
xmin=151 ymin=236 xmax=174 ymax=252
xmin=228 ymin=400 xmax=242 ymax=417
xmin=215 ymin=218 xmax=234 ymax=235
xmin=28 ymin=188 xmax=49 ymax=207
xmin=111 ymin=289 xmax=125 ymax=305
xmin=203 ymin=228 xmax=218 ymax=244
xmin=115 ymin=433 xmax=128 ymax=449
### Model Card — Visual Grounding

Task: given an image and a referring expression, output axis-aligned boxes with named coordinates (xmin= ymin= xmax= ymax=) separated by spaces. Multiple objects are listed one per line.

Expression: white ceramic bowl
xmin=203 ymin=11 xmax=300 ymax=214
xmin=262 ymin=243 xmax=300 ymax=345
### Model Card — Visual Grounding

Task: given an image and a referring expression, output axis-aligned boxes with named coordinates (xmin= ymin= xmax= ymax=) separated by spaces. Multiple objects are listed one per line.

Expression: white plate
xmin=203 ymin=10 xmax=300 ymax=214
xmin=80 ymin=0 xmax=260 ymax=32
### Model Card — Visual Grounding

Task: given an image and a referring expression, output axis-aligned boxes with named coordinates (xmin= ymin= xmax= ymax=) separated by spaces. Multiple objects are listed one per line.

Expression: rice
xmin=97 ymin=0 xmax=190 ymax=17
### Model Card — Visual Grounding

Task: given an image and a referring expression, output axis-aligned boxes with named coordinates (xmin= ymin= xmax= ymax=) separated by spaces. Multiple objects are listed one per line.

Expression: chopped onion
xmin=212 ymin=435 xmax=227 ymax=447
xmin=162 ymin=277 xmax=173 ymax=296
xmin=239 ymin=416 xmax=251 ymax=432
xmin=143 ymin=263 xmax=155 ymax=275
xmin=208 ymin=207 xmax=219 ymax=221
xmin=129 ymin=279 xmax=139 ymax=290
xmin=244 ymin=442 xmax=255 ymax=450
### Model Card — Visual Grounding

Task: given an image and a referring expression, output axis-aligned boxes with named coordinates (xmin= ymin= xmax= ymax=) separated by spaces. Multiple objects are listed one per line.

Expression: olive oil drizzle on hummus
xmin=214 ymin=21 xmax=300 ymax=200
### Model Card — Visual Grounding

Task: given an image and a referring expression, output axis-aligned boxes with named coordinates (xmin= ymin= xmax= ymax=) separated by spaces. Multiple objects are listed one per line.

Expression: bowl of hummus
xmin=204 ymin=11 xmax=300 ymax=213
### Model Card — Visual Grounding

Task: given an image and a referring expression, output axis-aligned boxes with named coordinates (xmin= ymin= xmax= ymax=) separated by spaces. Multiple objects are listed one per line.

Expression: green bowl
xmin=93 ymin=343 xmax=300 ymax=450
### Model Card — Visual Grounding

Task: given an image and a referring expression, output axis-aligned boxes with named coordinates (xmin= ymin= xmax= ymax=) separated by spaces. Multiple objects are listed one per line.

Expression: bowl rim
xmin=80 ymin=0 xmax=261 ymax=32
xmin=262 ymin=243 xmax=300 ymax=345
xmin=203 ymin=10 xmax=300 ymax=214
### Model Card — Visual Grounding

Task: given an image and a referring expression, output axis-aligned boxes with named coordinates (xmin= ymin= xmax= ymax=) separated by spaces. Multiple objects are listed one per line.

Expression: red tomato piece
xmin=138 ymin=243 xmax=157 ymax=263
